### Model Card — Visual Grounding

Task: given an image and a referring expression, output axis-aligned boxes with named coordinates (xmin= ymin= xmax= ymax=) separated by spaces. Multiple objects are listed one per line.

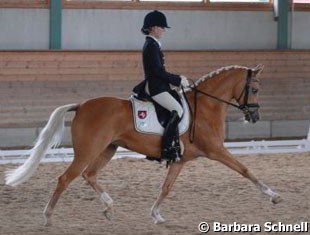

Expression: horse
xmin=5 ymin=64 xmax=282 ymax=226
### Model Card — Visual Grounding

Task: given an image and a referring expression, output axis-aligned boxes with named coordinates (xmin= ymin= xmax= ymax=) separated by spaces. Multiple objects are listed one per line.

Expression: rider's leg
xmin=161 ymin=110 xmax=181 ymax=160
xmin=151 ymin=92 xmax=183 ymax=162
xmin=151 ymin=92 xmax=183 ymax=118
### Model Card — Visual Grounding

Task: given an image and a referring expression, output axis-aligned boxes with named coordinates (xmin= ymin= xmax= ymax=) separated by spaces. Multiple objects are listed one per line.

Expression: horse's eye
xmin=251 ymin=88 xmax=258 ymax=94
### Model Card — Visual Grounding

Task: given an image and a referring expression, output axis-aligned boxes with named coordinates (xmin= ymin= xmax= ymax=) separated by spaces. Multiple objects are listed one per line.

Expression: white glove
xmin=180 ymin=75 xmax=190 ymax=87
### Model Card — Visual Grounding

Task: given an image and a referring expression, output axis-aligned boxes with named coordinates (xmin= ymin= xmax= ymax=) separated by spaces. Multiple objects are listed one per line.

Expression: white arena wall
xmin=291 ymin=11 xmax=310 ymax=49
xmin=0 ymin=8 xmax=309 ymax=50
xmin=62 ymin=9 xmax=277 ymax=50
xmin=0 ymin=9 xmax=49 ymax=50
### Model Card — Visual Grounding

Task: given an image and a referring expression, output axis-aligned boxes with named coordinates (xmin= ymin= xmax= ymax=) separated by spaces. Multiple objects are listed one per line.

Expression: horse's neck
xmin=190 ymin=69 xmax=244 ymax=125
xmin=186 ymin=69 xmax=244 ymax=141
xmin=197 ymin=70 xmax=237 ymax=105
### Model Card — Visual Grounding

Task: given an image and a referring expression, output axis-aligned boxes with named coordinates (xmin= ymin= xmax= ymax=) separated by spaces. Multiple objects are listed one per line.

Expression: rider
xmin=133 ymin=10 xmax=190 ymax=162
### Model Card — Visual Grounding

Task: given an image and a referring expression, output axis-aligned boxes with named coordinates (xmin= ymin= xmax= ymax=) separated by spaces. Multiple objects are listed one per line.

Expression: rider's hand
xmin=180 ymin=75 xmax=190 ymax=87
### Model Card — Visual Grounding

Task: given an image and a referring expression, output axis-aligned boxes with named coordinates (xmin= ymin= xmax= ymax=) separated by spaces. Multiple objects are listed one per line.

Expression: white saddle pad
xmin=130 ymin=95 xmax=190 ymax=136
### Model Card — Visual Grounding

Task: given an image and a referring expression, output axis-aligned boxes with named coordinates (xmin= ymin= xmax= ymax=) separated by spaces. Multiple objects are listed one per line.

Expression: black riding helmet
xmin=141 ymin=10 xmax=170 ymax=35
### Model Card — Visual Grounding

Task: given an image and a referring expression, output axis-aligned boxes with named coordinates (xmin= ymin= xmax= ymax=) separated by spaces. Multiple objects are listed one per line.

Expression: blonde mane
xmin=184 ymin=65 xmax=250 ymax=93
xmin=195 ymin=65 xmax=249 ymax=86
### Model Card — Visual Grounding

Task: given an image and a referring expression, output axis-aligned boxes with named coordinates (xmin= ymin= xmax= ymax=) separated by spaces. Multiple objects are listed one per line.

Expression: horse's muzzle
xmin=243 ymin=104 xmax=260 ymax=123
xmin=245 ymin=110 xmax=259 ymax=123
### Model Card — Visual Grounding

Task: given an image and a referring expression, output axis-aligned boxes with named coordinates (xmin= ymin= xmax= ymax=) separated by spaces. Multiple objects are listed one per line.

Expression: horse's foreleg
xmin=151 ymin=162 xmax=185 ymax=224
xmin=208 ymin=148 xmax=282 ymax=204
xmin=82 ymin=144 xmax=118 ymax=220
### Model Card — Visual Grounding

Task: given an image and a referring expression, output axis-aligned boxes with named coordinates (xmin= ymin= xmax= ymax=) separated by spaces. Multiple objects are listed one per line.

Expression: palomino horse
xmin=5 ymin=65 xmax=282 ymax=225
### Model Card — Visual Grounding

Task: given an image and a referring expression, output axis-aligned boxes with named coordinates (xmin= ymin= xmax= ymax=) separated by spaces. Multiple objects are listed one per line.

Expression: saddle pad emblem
xmin=130 ymin=95 xmax=190 ymax=136
xmin=138 ymin=110 xmax=147 ymax=119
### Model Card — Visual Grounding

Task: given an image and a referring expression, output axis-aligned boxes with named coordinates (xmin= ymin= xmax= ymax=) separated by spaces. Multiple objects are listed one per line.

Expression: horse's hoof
xmin=103 ymin=208 xmax=113 ymax=221
xmin=153 ymin=217 xmax=166 ymax=224
xmin=151 ymin=212 xmax=166 ymax=224
xmin=271 ymin=194 xmax=283 ymax=204
xmin=43 ymin=218 xmax=52 ymax=227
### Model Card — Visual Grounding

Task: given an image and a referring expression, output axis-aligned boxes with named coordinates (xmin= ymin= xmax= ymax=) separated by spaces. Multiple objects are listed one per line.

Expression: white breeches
xmin=151 ymin=92 xmax=183 ymax=118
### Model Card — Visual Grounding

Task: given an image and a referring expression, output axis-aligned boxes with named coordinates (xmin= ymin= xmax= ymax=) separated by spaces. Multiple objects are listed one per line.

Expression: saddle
xmin=130 ymin=94 xmax=190 ymax=136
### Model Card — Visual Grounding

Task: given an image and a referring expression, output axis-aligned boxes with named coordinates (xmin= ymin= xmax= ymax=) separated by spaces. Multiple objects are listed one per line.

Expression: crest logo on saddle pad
xmin=130 ymin=95 xmax=189 ymax=136
xmin=138 ymin=110 xmax=147 ymax=119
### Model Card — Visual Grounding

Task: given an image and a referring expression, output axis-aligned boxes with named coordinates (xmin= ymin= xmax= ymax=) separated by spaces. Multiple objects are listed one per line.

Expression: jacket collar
xmin=146 ymin=35 xmax=162 ymax=48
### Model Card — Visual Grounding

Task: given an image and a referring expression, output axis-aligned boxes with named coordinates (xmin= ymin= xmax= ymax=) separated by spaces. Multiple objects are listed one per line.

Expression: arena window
xmin=2 ymin=0 xmax=308 ymax=11
xmin=61 ymin=0 xmax=273 ymax=11
xmin=293 ymin=0 xmax=310 ymax=3
xmin=209 ymin=0 xmax=269 ymax=2
xmin=0 ymin=0 xmax=48 ymax=8
xmin=139 ymin=0 xmax=203 ymax=2
xmin=293 ymin=0 xmax=310 ymax=10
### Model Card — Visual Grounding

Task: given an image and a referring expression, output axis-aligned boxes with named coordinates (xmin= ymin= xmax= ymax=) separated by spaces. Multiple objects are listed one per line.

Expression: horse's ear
xmin=252 ymin=64 xmax=264 ymax=76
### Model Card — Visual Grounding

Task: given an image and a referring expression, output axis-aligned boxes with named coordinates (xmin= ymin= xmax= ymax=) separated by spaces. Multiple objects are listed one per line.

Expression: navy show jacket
xmin=133 ymin=36 xmax=181 ymax=97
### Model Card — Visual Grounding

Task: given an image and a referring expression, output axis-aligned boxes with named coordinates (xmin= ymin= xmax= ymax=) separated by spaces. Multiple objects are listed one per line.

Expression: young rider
xmin=133 ymin=10 xmax=190 ymax=162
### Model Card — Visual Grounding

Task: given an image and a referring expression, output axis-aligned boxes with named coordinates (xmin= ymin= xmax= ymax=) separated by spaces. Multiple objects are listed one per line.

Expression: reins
xmin=182 ymin=69 xmax=256 ymax=143
xmin=181 ymin=85 xmax=197 ymax=143
xmin=190 ymin=86 xmax=241 ymax=109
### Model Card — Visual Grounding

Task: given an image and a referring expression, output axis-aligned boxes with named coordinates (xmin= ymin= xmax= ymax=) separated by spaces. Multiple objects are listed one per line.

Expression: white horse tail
xmin=5 ymin=103 xmax=79 ymax=187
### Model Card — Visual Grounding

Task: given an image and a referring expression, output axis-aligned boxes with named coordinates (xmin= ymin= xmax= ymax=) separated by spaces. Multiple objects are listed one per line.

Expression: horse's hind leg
xmin=82 ymin=144 xmax=118 ymax=220
xmin=209 ymin=147 xmax=282 ymax=204
xmin=151 ymin=162 xmax=185 ymax=224
xmin=43 ymin=156 xmax=92 ymax=226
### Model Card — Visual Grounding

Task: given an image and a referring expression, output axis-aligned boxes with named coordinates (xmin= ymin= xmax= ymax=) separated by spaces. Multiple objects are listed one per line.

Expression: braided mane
xmin=185 ymin=65 xmax=250 ymax=92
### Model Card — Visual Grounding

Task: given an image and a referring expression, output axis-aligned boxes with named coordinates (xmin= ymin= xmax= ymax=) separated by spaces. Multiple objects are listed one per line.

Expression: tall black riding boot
xmin=161 ymin=111 xmax=181 ymax=162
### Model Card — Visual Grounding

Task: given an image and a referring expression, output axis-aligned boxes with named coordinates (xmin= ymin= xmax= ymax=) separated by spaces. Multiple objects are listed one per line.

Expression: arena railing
xmin=1 ymin=126 xmax=309 ymax=164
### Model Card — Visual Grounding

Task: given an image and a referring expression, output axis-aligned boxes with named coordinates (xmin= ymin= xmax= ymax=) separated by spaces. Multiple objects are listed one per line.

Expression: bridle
xmin=183 ymin=69 xmax=260 ymax=143
xmin=190 ymin=69 xmax=260 ymax=112
xmin=235 ymin=69 xmax=260 ymax=116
